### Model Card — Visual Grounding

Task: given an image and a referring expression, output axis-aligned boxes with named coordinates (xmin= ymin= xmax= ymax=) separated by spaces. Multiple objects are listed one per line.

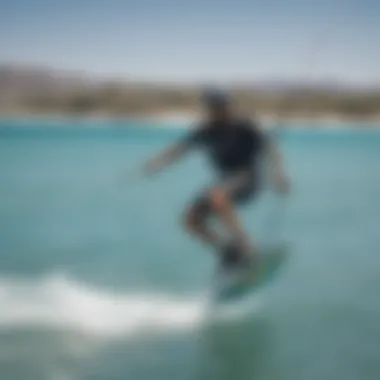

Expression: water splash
xmin=0 ymin=273 xmax=207 ymax=339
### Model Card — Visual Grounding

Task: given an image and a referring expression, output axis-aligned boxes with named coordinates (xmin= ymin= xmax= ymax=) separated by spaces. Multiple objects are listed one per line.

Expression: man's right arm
xmin=265 ymin=132 xmax=290 ymax=194
xmin=140 ymin=126 xmax=202 ymax=177
xmin=142 ymin=140 xmax=191 ymax=177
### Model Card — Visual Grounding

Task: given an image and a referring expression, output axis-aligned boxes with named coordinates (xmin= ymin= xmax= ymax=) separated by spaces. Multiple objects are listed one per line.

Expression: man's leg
xmin=210 ymin=188 xmax=252 ymax=253
xmin=211 ymin=189 xmax=247 ymax=242
xmin=209 ymin=171 xmax=258 ymax=263
xmin=183 ymin=204 xmax=223 ymax=251
xmin=183 ymin=190 xmax=252 ymax=266
xmin=183 ymin=173 xmax=257 ymax=265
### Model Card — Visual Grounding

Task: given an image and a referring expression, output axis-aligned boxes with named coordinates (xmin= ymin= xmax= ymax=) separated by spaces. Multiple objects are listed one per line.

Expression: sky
xmin=1 ymin=0 xmax=379 ymax=85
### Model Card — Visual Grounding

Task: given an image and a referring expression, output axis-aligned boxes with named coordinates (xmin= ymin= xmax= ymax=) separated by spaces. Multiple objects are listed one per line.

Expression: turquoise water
xmin=0 ymin=121 xmax=380 ymax=380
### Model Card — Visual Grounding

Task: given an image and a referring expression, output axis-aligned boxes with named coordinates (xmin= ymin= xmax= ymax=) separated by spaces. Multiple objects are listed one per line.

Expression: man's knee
xmin=183 ymin=208 xmax=206 ymax=233
xmin=209 ymin=188 xmax=229 ymax=211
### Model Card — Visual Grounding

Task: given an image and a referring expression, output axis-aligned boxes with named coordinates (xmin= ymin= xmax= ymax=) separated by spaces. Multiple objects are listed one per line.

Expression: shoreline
xmin=0 ymin=111 xmax=380 ymax=129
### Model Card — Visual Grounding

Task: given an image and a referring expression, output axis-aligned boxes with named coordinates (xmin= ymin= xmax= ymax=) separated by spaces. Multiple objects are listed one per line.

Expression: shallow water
xmin=0 ymin=121 xmax=379 ymax=380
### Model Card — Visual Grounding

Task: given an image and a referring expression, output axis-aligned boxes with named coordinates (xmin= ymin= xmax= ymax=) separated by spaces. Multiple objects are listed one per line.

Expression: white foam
xmin=0 ymin=273 xmax=206 ymax=339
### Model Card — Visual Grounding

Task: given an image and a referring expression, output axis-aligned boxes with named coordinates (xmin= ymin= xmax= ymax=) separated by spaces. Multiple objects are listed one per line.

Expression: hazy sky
xmin=1 ymin=0 xmax=379 ymax=84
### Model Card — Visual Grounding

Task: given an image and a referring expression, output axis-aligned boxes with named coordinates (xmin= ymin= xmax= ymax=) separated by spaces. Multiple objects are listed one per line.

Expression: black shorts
xmin=191 ymin=169 xmax=259 ymax=217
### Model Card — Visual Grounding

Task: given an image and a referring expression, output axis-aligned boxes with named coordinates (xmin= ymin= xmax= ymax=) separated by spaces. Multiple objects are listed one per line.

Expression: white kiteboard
xmin=214 ymin=244 xmax=289 ymax=302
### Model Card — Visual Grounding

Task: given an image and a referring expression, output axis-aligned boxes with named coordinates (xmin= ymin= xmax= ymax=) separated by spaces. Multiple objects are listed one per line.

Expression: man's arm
xmin=123 ymin=126 xmax=203 ymax=184
xmin=141 ymin=140 xmax=191 ymax=177
xmin=140 ymin=124 xmax=204 ymax=177
xmin=266 ymin=133 xmax=290 ymax=194
xmin=243 ymin=119 xmax=289 ymax=193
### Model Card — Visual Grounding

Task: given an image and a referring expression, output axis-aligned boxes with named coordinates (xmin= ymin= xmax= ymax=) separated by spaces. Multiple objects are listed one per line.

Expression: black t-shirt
xmin=184 ymin=118 xmax=266 ymax=175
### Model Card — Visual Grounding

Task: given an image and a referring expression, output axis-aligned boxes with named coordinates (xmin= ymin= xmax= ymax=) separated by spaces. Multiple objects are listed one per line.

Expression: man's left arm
xmin=244 ymin=118 xmax=290 ymax=194
xmin=265 ymin=130 xmax=290 ymax=194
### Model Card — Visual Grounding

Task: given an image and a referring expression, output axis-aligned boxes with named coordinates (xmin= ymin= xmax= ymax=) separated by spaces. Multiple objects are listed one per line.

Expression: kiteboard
xmin=214 ymin=243 xmax=289 ymax=302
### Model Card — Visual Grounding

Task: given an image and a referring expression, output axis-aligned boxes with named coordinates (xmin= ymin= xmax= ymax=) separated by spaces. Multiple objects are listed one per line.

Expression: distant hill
xmin=1 ymin=64 xmax=379 ymax=96
xmin=0 ymin=65 xmax=95 ymax=103
xmin=0 ymin=64 xmax=379 ymax=120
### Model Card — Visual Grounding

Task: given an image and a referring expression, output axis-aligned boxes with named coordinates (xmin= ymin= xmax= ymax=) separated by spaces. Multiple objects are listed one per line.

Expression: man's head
xmin=201 ymin=89 xmax=233 ymax=123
